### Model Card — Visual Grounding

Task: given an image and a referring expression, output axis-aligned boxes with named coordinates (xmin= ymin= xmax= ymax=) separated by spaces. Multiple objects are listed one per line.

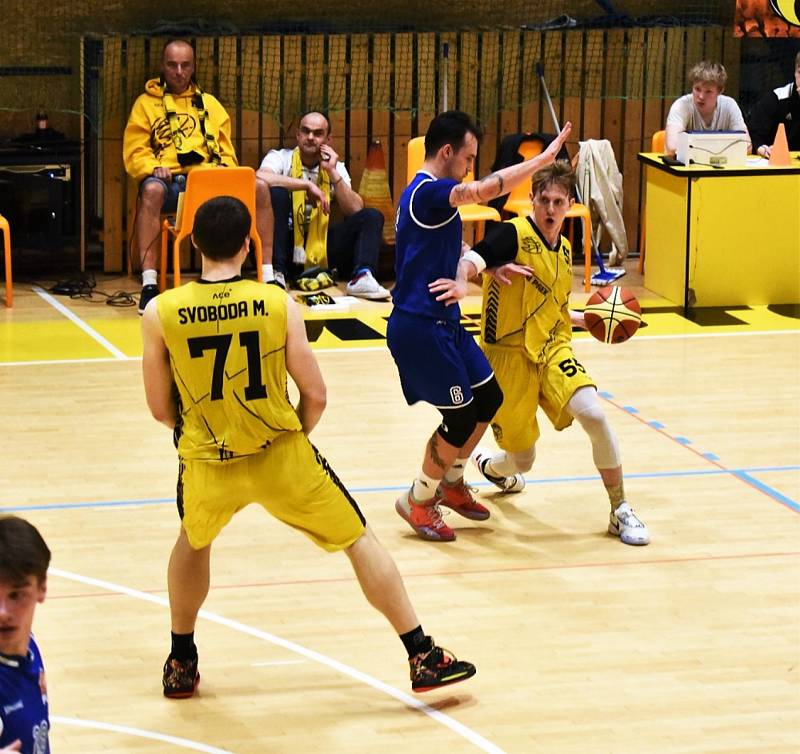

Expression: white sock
xmin=262 ymin=263 xmax=274 ymax=282
xmin=142 ymin=269 xmax=157 ymax=287
xmin=485 ymin=452 xmax=518 ymax=477
xmin=412 ymin=470 xmax=439 ymax=503
xmin=443 ymin=457 xmax=468 ymax=484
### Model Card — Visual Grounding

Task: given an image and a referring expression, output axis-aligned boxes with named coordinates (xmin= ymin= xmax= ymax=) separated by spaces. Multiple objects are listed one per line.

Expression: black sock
xmin=170 ymin=631 xmax=197 ymax=662
xmin=400 ymin=626 xmax=433 ymax=658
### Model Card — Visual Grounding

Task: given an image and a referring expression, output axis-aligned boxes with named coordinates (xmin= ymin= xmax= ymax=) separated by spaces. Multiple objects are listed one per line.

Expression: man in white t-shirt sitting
xmin=665 ymin=61 xmax=752 ymax=156
xmin=257 ymin=111 xmax=389 ymax=299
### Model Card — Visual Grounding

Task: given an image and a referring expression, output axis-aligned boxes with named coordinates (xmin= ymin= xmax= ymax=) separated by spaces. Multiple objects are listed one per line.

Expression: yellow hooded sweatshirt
xmin=123 ymin=78 xmax=237 ymax=182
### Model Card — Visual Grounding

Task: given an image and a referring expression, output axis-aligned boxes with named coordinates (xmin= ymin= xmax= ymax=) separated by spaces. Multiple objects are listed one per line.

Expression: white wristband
xmin=461 ymin=249 xmax=487 ymax=274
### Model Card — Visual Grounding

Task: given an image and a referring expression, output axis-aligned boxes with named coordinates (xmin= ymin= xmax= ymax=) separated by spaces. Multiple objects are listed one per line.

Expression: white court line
xmin=33 ymin=286 xmax=131 ymax=360
xmin=51 ymin=716 xmax=233 ymax=753
xmin=51 ymin=567 xmax=506 ymax=754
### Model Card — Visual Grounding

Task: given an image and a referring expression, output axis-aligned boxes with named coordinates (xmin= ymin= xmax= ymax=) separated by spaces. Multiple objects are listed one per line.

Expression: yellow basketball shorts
xmin=485 ymin=343 xmax=595 ymax=453
xmin=176 ymin=431 xmax=366 ymax=551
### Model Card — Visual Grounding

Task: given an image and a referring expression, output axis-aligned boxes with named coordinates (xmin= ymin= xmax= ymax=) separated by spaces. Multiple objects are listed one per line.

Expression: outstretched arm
xmin=449 ymin=122 xmax=572 ymax=207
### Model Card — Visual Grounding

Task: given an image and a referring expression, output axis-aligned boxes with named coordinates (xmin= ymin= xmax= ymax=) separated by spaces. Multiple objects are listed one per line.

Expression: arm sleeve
xmin=409 ymin=177 xmax=459 ymax=224
xmin=259 ymin=149 xmax=288 ymax=173
xmin=665 ymin=97 xmax=690 ymax=130
xmin=122 ymin=97 xmax=159 ymax=181
xmin=473 ymin=222 xmax=519 ymax=267
xmin=208 ymin=97 xmax=238 ymax=167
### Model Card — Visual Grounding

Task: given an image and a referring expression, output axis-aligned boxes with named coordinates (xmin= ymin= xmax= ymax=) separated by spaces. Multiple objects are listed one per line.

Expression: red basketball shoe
xmin=395 ymin=489 xmax=456 ymax=542
xmin=436 ymin=480 xmax=490 ymax=521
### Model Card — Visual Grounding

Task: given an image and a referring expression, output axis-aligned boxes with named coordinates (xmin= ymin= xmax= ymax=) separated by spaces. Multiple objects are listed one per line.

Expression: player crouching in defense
xmin=141 ymin=196 xmax=476 ymax=699
xmin=445 ymin=161 xmax=649 ymax=545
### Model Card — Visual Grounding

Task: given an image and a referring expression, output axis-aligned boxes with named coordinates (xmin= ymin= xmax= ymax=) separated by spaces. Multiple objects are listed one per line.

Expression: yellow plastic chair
xmin=0 ymin=214 xmax=11 ymax=307
xmin=638 ymin=129 xmax=666 ymax=274
xmin=503 ymin=138 xmax=593 ymax=292
xmin=160 ymin=166 xmax=263 ymax=289
xmin=406 ymin=136 xmax=500 ymax=243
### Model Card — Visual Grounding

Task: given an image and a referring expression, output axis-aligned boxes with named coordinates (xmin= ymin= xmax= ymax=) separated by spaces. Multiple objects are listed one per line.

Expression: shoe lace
xmin=427 ymin=503 xmax=450 ymax=529
xmin=618 ymin=507 xmax=645 ymax=528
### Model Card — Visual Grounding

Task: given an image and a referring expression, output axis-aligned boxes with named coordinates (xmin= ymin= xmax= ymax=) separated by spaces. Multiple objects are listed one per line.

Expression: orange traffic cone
xmin=358 ymin=139 xmax=395 ymax=244
xmin=769 ymin=123 xmax=791 ymax=167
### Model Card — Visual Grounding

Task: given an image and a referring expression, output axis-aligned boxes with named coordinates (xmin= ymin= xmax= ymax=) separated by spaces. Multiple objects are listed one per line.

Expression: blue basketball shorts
xmin=387 ymin=309 xmax=493 ymax=409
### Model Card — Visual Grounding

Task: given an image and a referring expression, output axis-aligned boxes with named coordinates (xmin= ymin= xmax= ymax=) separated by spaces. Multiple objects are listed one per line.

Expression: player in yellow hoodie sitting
xmin=123 ymin=39 xmax=273 ymax=313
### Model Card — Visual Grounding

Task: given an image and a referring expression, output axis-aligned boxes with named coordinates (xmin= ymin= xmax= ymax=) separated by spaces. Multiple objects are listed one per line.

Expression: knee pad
xmin=568 ymin=387 xmax=620 ymax=469
xmin=437 ymin=402 xmax=479 ymax=448
xmin=472 ymin=376 xmax=503 ymax=423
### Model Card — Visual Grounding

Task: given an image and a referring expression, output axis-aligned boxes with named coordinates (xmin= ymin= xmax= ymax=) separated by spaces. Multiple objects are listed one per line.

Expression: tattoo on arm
xmin=428 ymin=431 xmax=448 ymax=471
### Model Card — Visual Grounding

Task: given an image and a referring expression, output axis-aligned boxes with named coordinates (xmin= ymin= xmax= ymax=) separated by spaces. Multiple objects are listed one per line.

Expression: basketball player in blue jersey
xmin=461 ymin=162 xmax=649 ymax=545
xmin=388 ymin=110 xmax=571 ymax=542
xmin=0 ymin=516 xmax=51 ymax=754
xmin=141 ymin=196 xmax=476 ymax=699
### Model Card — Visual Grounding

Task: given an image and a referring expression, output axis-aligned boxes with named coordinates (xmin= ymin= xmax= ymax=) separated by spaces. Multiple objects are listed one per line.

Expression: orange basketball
xmin=583 ymin=286 xmax=641 ymax=344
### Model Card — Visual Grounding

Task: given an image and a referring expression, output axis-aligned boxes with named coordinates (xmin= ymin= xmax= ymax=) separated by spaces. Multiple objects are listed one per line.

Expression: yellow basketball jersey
xmin=481 ymin=216 xmax=573 ymax=362
xmin=157 ymin=278 xmax=302 ymax=461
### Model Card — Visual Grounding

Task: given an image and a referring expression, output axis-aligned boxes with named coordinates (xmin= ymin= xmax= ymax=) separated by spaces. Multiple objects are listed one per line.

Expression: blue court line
xmin=732 ymin=471 xmax=800 ymax=514
xmin=2 ymin=466 xmax=797 ymax=513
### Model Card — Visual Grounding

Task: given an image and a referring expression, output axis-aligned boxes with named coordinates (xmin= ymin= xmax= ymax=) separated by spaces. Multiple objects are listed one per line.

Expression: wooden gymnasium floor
xmin=1 ymin=259 xmax=799 ymax=753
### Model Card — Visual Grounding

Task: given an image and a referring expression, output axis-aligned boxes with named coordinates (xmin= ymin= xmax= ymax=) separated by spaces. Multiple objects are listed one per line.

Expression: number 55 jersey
xmin=156 ymin=277 xmax=302 ymax=462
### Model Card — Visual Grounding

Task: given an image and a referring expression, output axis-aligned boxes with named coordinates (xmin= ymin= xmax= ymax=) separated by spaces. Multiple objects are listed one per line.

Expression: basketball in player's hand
xmin=583 ymin=286 xmax=641 ymax=344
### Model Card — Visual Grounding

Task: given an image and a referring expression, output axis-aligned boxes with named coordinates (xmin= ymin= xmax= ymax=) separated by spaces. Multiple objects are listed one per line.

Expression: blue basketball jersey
xmin=0 ymin=636 xmax=50 ymax=754
xmin=393 ymin=171 xmax=462 ymax=321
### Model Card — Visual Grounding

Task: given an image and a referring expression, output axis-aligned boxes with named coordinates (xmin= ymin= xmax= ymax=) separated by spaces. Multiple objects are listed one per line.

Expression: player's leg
xmin=257 ymin=433 xmax=477 ymax=692
xmin=567 ymin=386 xmax=650 ymax=545
xmin=472 ymin=346 xmax=539 ymax=492
xmin=345 ymin=526 xmax=476 ymax=692
xmin=255 ymin=175 xmax=275 ymax=278
xmin=436 ymin=374 xmax=503 ymax=519
xmin=135 ymin=177 xmax=169 ymax=314
xmin=162 ymin=458 xmax=245 ymax=698
xmin=386 ymin=313 xmax=481 ymax=541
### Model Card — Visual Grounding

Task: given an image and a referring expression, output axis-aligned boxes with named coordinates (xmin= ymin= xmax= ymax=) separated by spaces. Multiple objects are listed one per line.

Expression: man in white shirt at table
xmin=665 ymin=61 xmax=751 ymax=156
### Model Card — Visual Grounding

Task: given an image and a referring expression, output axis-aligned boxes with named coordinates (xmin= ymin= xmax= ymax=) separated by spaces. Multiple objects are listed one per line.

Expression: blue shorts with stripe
xmin=387 ymin=308 xmax=493 ymax=409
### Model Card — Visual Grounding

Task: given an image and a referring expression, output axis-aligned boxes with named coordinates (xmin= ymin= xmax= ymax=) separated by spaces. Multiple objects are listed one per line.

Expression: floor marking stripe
xmin=50 ymin=569 xmax=508 ymax=754
xmin=33 ymin=286 xmax=130 ymax=360
xmin=2 ymin=467 xmax=798 ymax=513
xmin=51 ymin=715 xmax=233 ymax=753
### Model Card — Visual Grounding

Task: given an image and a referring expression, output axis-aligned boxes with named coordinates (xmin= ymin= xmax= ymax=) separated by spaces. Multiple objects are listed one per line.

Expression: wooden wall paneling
xmin=457 ymin=32 xmax=479 ymax=173
xmin=371 ymin=34 xmax=392 ymax=192
xmin=620 ymin=28 xmax=646 ymax=253
xmin=520 ymin=30 xmax=542 ymax=133
xmin=348 ymin=34 xmax=370 ymax=191
xmin=123 ymin=37 xmax=146 ymax=275
xmin=478 ymin=31 xmax=500 ymax=177
xmin=261 ymin=36 xmax=282 ymax=152
xmin=541 ymin=32 xmax=563 ymax=135
xmin=499 ymin=30 xmax=521 ymax=145
xmin=416 ymin=32 xmax=437 ymax=134
xmin=582 ymin=30 xmax=604 ymax=142
xmin=601 ymin=29 xmax=625 ymax=167
xmin=685 ymin=27 xmax=705 ymax=85
xmin=102 ymin=37 xmax=123 ymax=272
xmin=391 ymin=33 xmax=414 ymax=207
xmin=664 ymin=27 xmax=685 ymax=121
xmin=440 ymin=34 xmax=455 ymax=112
xmin=281 ymin=35 xmax=303 ymax=144
xmin=721 ymin=33 xmax=742 ymax=100
xmin=304 ymin=35 xmax=325 ymax=114
xmin=217 ymin=38 xmax=238 ymax=158
xmin=703 ymin=26 xmax=724 ymax=74
xmin=643 ymin=28 xmax=666 ymax=148
xmin=327 ymin=34 xmax=348 ymax=188
xmin=240 ymin=37 xmax=261 ymax=170
xmin=563 ymin=30 xmax=583 ymax=145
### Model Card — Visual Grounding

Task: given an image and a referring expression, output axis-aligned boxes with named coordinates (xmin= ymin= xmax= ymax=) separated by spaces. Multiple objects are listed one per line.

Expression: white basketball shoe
xmin=609 ymin=502 xmax=650 ymax=545
xmin=470 ymin=447 xmax=526 ymax=493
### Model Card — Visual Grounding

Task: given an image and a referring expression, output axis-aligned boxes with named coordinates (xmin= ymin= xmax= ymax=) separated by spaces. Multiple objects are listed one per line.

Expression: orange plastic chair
xmin=503 ymin=138 xmax=593 ymax=292
xmin=0 ymin=214 xmax=11 ymax=307
xmin=160 ymin=166 xmax=263 ymax=289
xmin=406 ymin=136 xmax=501 ymax=243
xmin=638 ymin=129 xmax=666 ymax=274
